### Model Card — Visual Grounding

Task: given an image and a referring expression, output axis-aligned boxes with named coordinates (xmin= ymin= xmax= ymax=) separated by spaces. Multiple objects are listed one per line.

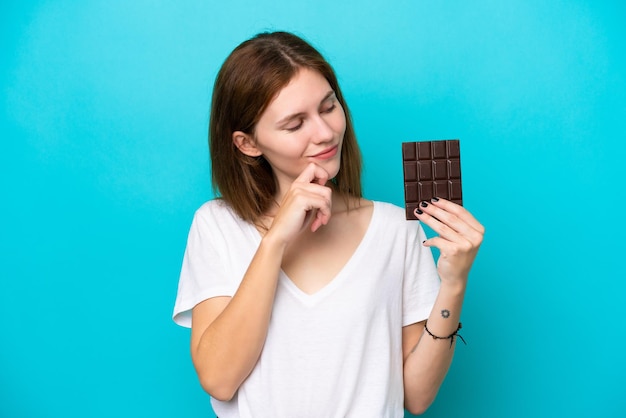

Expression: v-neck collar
xmin=247 ymin=202 xmax=379 ymax=307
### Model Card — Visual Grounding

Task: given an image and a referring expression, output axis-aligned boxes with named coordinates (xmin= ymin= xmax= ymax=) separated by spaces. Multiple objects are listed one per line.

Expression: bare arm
xmin=402 ymin=282 xmax=466 ymax=414
xmin=403 ymin=198 xmax=484 ymax=414
xmin=190 ymin=163 xmax=332 ymax=401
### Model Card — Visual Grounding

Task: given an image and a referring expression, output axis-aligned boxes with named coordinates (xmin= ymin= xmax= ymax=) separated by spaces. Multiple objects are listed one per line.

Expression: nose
xmin=311 ymin=114 xmax=334 ymax=144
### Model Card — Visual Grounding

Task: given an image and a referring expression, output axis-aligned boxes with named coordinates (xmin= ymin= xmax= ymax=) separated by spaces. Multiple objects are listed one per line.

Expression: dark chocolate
xmin=402 ymin=139 xmax=463 ymax=220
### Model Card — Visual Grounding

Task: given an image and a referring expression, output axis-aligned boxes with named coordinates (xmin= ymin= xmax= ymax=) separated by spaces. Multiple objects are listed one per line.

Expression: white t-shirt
xmin=173 ymin=199 xmax=440 ymax=417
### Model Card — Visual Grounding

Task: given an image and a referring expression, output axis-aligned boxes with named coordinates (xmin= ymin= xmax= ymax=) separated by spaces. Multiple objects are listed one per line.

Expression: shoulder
xmin=371 ymin=201 xmax=408 ymax=223
xmin=192 ymin=199 xmax=247 ymax=230
xmin=370 ymin=200 xmax=423 ymax=237
xmin=195 ymin=199 xmax=238 ymax=220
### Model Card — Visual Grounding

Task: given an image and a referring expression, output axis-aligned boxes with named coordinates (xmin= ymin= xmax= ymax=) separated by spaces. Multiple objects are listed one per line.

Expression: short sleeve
xmin=402 ymin=222 xmax=441 ymax=326
xmin=172 ymin=205 xmax=238 ymax=328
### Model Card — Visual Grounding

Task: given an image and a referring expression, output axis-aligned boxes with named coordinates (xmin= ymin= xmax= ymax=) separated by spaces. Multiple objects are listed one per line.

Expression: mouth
xmin=311 ymin=145 xmax=339 ymax=160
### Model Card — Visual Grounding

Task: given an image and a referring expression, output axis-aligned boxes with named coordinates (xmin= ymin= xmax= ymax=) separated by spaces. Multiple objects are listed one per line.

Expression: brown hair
xmin=209 ymin=31 xmax=362 ymax=224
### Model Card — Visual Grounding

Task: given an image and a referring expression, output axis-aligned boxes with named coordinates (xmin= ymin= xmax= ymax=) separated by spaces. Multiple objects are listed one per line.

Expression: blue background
xmin=2 ymin=1 xmax=625 ymax=417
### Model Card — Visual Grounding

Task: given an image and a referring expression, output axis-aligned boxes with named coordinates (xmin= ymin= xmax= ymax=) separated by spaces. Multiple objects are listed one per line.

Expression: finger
xmin=312 ymin=195 xmax=332 ymax=229
xmin=415 ymin=206 xmax=479 ymax=243
xmin=288 ymin=186 xmax=331 ymax=231
xmin=304 ymin=208 xmax=318 ymax=231
xmin=429 ymin=197 xmax=485 ymax=235
xmin=415 ymin=202 xmax=483 ymax=245
xmin=310 ymin=209 xmax=325 ymax=232
xmin=296 ymin=163 xmax=330 ymax=187
xmin=298 ymin=175 xmax=333 ymax=225
xmin=422 ymin=236 xmax=475 ymax=280
xmin=422 ymin=235 xmax=473 ymax=255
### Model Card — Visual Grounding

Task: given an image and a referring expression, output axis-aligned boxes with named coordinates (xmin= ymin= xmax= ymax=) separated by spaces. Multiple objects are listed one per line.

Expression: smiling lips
xmin=311 ymin=145 xmax=338 ymax=160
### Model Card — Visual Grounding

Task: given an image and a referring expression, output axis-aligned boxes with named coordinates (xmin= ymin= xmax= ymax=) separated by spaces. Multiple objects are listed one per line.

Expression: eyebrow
xmin=275 ymin=90 xmax=337 ymax=126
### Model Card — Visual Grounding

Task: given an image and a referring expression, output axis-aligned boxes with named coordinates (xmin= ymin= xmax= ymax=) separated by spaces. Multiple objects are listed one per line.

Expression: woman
xmin=173 ymin=31 xmax=484 ymax=417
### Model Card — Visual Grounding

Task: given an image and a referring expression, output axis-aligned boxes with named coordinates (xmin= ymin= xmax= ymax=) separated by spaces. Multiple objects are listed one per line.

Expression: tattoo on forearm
xmin=441 ymin=309 xmax=451 ymax=319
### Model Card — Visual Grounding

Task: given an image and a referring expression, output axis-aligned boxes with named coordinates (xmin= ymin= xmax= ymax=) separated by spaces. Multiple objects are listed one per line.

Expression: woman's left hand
xmin=414 ymin=198 xmax=484 ymax=285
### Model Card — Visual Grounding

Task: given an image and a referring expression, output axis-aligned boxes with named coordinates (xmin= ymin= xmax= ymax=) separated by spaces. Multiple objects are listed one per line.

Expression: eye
xmin=321 ymin=103 xmax=336 ymax=114
xmin=285 ymin=119 xmax=303 ymax=132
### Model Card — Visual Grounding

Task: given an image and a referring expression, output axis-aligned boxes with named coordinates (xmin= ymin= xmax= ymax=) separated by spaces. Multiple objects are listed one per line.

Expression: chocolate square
xmin=402 ymin=139 xmax=463 ymax=220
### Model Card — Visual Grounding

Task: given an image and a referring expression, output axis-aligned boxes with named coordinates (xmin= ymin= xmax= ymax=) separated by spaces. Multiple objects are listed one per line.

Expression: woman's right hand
xmin=266 ymin=163 xmax=333 ymax=246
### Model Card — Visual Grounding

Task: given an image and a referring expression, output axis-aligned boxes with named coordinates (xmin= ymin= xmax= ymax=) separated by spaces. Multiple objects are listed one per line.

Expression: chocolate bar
xmin=402 ymin=139 xmax=463 ymax=220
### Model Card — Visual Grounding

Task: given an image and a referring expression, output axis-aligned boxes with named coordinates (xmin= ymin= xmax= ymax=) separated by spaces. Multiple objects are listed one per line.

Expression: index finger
xmin=296 ymin=163 xmax=330 ymax=187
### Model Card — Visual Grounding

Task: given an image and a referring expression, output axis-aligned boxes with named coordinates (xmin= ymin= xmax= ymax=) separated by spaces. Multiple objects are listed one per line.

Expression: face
xmin=237 ymin=68 xmax=346 ymax=196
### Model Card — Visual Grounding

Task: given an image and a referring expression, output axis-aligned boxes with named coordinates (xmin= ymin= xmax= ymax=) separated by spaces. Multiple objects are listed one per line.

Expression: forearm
xmin=192 ymin=234 xmax=286 ymax=400
xmin=403 ymin=281 xmax=466 ymax=414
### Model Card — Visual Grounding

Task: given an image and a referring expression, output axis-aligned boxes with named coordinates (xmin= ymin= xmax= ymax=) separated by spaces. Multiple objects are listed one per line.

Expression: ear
xmin=232 ymin=131 xmax=263 ymax=157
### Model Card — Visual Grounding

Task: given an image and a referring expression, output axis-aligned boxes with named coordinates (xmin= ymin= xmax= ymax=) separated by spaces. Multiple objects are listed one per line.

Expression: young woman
xmin=173 ymin=31 xmax=484 ymax=417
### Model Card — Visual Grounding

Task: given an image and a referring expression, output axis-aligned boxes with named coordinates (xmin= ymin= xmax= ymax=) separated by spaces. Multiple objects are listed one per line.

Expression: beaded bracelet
xmin=424 ymin=321 xmax=466 ymax=348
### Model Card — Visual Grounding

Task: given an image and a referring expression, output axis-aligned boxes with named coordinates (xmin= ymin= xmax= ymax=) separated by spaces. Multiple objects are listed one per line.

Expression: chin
xmin=324 ymin=160 xmax=341 ymax=180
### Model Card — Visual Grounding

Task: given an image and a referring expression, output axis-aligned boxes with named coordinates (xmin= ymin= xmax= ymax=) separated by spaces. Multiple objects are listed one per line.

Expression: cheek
xmin=262 ymin=134 xmax=307 ymax=158
xmin=335 ymin=108 xmax=347 ymax=135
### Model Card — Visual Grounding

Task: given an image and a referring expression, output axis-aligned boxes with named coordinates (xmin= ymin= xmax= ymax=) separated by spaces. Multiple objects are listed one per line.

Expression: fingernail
xmin=421 ymin=201 xmax=428 ymax=208
xmin=431 ymin=197 xmax=439 ymax=202
xmin=414 ymin=208 xmax=423 ymax=215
